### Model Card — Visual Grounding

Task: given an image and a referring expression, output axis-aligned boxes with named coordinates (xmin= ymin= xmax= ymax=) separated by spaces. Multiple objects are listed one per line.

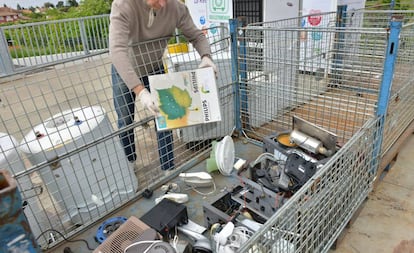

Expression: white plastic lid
xmin=20 ymin=106 xmax=106 ymax=154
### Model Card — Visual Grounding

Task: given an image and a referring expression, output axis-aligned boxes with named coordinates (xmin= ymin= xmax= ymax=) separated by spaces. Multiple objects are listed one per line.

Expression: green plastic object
xmin=206 ymin=140 xmax=219 ymax=173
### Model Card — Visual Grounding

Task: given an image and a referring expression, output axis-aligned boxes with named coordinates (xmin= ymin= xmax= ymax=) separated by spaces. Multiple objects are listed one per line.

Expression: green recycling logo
xmin=209 ymin=0 xmax=228 ymax=13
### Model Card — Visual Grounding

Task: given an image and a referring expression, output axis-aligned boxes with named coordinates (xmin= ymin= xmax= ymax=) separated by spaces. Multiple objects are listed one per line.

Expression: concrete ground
xmin=332 ymin=134 xmax=414 ymax=253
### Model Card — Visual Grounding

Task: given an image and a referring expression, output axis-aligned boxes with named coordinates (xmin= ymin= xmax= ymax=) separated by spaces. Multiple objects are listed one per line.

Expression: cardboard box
xmin=149 ymin=67 xmax=221 ymax=131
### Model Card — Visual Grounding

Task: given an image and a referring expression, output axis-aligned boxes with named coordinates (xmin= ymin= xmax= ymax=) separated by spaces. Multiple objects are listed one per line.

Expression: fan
xmin=124 ymin=240 xmax=176 ymax=253
xmin=93 ymin=216 xmax=158 ymax=253
xmin=216 ymin=136 xmax=235 ymax=176
xmin=206 ymin=135 xmax=235 ymax=176
xmin=124 ymin=228 xmax=175 ymax=253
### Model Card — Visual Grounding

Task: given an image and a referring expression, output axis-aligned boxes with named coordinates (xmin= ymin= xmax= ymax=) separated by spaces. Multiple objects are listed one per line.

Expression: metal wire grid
xmin=235 ymin=10 xmax=414 ymax=253
xmin=0 ymin=9 xmax=412 ymax=252
xmin=239 ymin=117 xmax=381 ymax=252
xmin=237 ymin=12 xmax=389 ymax=145
xmin=0 ymin=26 xmax=233 ymax=248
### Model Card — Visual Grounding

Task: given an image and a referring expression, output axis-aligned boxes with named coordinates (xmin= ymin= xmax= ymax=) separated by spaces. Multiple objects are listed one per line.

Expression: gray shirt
xmin=109 ymin=0 xmax=211 ymax=90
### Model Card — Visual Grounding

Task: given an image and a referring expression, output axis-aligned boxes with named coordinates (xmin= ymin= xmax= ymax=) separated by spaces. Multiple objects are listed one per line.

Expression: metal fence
xmin=1 ymin=8 xmax=414 ymax=253
xmin=0 ymin=15 xmax=110 ymax=76
xmin=234 ymin=10 xmax=414 ymax=252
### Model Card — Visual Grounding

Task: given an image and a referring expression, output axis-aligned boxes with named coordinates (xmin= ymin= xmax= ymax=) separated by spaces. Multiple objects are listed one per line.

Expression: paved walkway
xmin=333 ymin=134 xmax=414 ymax=253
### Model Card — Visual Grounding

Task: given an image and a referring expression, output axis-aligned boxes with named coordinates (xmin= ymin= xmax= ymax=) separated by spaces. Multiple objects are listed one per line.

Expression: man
xmin=109 ymin=0 xmax=217 ymax=171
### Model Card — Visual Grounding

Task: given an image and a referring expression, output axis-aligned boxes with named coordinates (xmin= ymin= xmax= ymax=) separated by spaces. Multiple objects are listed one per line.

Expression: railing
xmin=0 ymin=14 xmax=110 ymax=76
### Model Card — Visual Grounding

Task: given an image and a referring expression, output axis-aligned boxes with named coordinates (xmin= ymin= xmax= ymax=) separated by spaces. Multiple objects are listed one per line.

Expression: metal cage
xmin=0 ymin=8 xmax=414 ymax=253
xmin=233 ymin=10 xmax=414 ymax=252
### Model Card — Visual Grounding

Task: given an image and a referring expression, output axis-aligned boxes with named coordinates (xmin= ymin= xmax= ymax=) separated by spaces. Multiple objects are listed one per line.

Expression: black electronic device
xmin=140 ymin=198 xmax=188 ymax=237
xmin=284 ymin=153 xmax=317 ymax=191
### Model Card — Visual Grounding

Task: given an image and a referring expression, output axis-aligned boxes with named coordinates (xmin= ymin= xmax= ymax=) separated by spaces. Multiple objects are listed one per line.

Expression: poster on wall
xmin=186 ymin=0 xmax=225 ymax=52
xmin=299 ymin=0 xmax=338 ymax=72
xmin=186 ymin=0 xmax=209 ymax=30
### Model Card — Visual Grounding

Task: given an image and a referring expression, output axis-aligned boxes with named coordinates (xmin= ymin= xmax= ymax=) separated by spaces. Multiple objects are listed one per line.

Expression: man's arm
xmin=175 ymin=3 xmax=218 ymax=77
xmin=109 ymin=1 xmax=158 ymax=114
xmin=109 ymin=1 xmax=143 ymax=92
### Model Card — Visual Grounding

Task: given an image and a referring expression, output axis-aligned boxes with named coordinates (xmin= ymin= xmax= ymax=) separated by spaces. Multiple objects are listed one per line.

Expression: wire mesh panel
xmin=238 ymin=12 xmax=390 ymax=145
xmin=238 ymin=10 xmax=414 ymax=142
xmin=239 ymin=118 xmax=381 ymax=252
xmin=0 ymin=25 xmax=232 ymax=249
xmin=234 ymin=9 xmax=414 ymax=253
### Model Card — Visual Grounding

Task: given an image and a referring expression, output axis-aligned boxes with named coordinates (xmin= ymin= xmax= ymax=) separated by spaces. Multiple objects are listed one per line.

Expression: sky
xmin=2 ymin=0 xmax=61 ymax=8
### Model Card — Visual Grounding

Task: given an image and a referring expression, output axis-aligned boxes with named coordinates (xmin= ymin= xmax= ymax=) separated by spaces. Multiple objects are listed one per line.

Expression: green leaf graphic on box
xmin=157 ymin=86 xmax=192 ymax=120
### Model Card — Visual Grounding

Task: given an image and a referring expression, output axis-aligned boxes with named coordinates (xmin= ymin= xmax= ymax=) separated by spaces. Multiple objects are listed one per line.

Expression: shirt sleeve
xmin=109 ymin=1 xmax=142 ymax=90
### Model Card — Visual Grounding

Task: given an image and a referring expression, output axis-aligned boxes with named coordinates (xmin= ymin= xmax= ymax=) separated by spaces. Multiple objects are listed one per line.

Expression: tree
xmin=67 ymin=0 xmax=79 ymax=7
xmin=77 ymin=0 xmax=111 ymax=16
xmin=56 ymin=1 xmax=64 ymax=8
xmin=17 ymin=4 xmax=22 ymax=10
xmin=44 ymin=2 xmax=55 ymax=8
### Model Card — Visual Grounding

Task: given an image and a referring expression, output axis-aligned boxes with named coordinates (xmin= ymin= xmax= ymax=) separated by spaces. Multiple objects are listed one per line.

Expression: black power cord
xmin=35 ymin=228 xmax=95 ymax=251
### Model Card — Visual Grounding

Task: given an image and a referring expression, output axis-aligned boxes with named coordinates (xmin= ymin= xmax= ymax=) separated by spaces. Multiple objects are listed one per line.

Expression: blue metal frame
xmin=230 ymin=19 xmax=247 ymax=133
xmin=373 ymin=17 xmax=403 ymax=173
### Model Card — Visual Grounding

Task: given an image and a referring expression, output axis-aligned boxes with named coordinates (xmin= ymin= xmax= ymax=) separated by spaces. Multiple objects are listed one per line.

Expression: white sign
xmin=186 ymin=0 xmax=223 ymax=50
xmin=186 ymin=0 xmax=209 ymax=29
xmin=299 ymin=0 xmax=337 ymax=72
xmin=208 ymin=0 xmax=233 ymax=23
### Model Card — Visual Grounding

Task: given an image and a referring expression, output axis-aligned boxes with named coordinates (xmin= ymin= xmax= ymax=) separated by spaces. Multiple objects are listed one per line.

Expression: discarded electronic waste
xmin=94 ymin=119 xmax=337 ymax=253
xmin=257 ymin=115 xmax=337 ymax=193
xmin=93 ymin=198 xmax=263 ymax=253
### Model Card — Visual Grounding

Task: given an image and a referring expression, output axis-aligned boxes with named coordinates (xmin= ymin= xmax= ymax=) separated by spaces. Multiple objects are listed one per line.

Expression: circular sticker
xmin=308 ymin=9 xmax=322 ymax=26
xmin=301 ymin=18 xmax=306 ymax=27
xmin=200 ymin=16 xmax=206 ymax=25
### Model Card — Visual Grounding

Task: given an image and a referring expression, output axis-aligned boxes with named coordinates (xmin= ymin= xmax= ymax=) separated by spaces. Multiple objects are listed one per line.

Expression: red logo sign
xmin=308 ymin=9 xmax=322 ymax=26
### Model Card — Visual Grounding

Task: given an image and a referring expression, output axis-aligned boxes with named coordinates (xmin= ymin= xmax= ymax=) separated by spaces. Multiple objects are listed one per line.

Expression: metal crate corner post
xmin=230 ymin=17 xmax=248 ymax=135
xmin=230 ymin=18 xmax=241 ymax=133
xmin=0 ymin=28 xmax=14 ymax=76
xmin=331 ymin=5 xmax=348 ymax=86
xmin=373 ymin=16 xmax=403 ymax=177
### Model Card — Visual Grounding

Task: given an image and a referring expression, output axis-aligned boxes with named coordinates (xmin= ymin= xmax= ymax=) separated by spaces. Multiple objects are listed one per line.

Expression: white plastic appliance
xmin=215 ymin=135 xmax=235 ymax=176
xmin=19 ymin=106 xmax=138 ymax=225
xmin=0 ymin=133 xmax=41 ymax=239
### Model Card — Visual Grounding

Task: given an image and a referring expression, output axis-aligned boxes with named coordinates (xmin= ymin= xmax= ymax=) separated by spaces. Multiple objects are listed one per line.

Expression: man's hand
xmin=199 ymin=55 xmax=218 ymax=78
xmin=138 ymin=88 xmax=159 ymax=115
